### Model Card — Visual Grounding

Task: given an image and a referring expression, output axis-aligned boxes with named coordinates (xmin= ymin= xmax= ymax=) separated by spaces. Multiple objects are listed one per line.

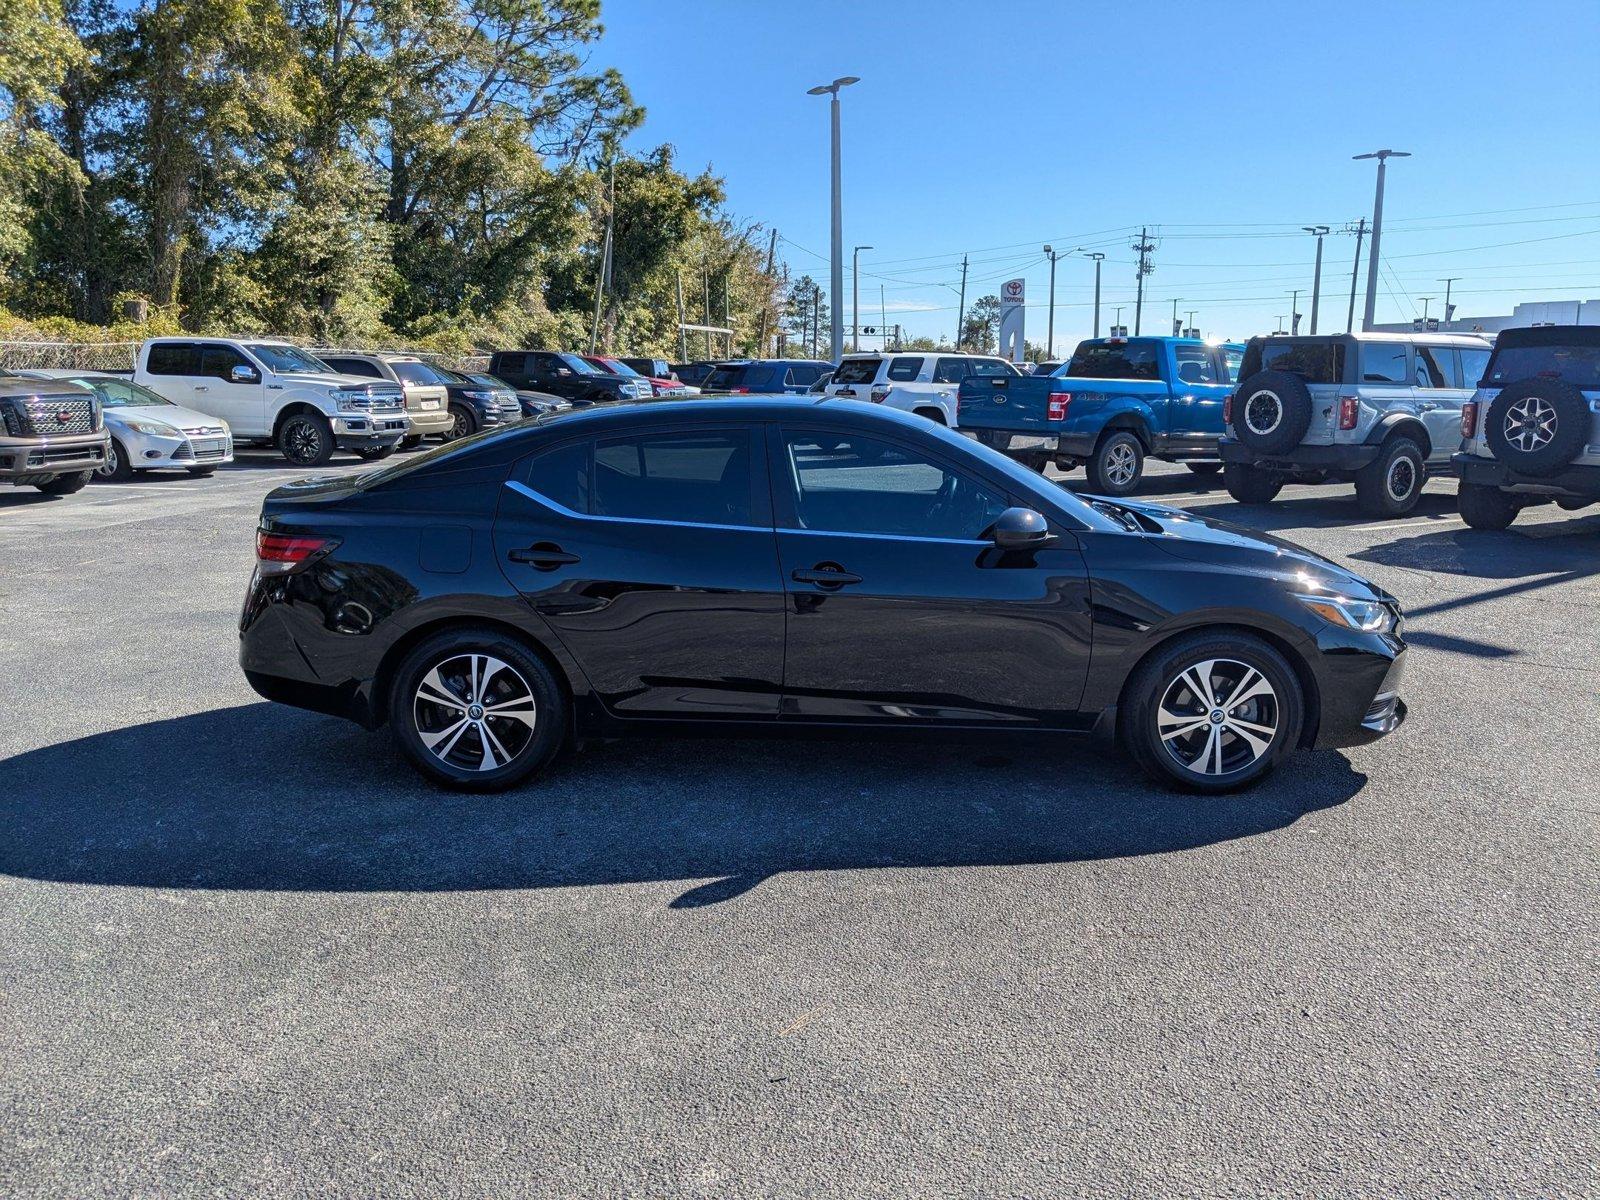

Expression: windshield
xmin=70 ymin=376 xmax=173 ymax=408
xmin=598 ymin=358 xmax=643 ymax=377
xmin=1485 ymin=343 xmax=1600 ymax=389
xmin=556 ymin=353 xmax=602 ymax=375
xmin=246 ymin=343 xmax=331 ymax=374
xmin=470 ymin=373 xmax=514 ymax=391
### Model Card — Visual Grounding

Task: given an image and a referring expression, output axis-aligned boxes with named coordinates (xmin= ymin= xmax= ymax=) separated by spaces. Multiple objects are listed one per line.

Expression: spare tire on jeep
xmin=1484 ymin=379 xmax=1590 ymax=477
xmin=1232 ymin=370 xmax=1314 ymax=456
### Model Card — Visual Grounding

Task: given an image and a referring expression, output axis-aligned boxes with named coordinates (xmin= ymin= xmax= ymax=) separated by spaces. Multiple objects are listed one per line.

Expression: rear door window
xmin=1173 ymin=344 xmax=1222 ymax=385
xmin=1413 ymin=346 xmax=1457 ymax=388
xmin=1360 ymin=343 xmax=1411 ymax=385
xmin=593 ymin=432 xmax=755 ymax=526
xmin=887 ymin=357 xmax=923 ymax=382
xmin=832 ymin=358 xmax=881 ymax=385
xmin=786 ymin=364 xmax=824 ymax=386
xmin=200 ymin=343 xmax=252 ymax=381
xmin=932 ymin=358 xmax=970 ymax=384
xmin=969 ymin=359 xmax=1016 ymax=377
xmin=703 ymin=365 xmax=744 ymax=391
xmin=146 ymin=342 xmax=201 ymax=376
xmin=1222 ymin=347 xmax=1244 ymax=382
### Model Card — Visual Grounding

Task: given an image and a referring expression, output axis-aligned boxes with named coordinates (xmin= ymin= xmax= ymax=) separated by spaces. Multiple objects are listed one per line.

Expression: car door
xmin=1414 ymin=345 xmax=1473 ymax=463
xmin=769 ymin=424 xmax=1093 ymax=725
xmin=495 ymin=425 xmax=785 ymax=717
xmin=194 ymin=343 xmax=264 ymax=433
xmin=1167 ymin=342 xmax=1231 ymax=440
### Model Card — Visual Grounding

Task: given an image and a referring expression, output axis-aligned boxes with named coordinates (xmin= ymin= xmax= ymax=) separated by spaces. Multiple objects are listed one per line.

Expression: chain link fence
xmin=0 ymin=342 xmax=139 ymax=373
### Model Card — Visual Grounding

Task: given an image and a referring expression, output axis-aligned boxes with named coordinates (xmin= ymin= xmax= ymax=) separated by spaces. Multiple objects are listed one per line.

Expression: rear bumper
xmin=1453 ymin=452 xmax=1600 ymax=499
xmin=971 ymin=428 xmax=1095 ymax=458
xmin=0 ymin=432 xmax=109 ymax=481
xmin=1219 ymin=436 xmax=1380 ymax=473
xmin=405 ymin=406 xmax=453 ymax=435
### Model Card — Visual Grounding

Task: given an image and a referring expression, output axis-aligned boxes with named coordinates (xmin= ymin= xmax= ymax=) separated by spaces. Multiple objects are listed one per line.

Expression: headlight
xmin=463 ymin=390 xmax=494 ymax=401
xmin=1294 ymin=592 xmax=1395 ymax=633
xmin=123 ymin=418 xmax=179 ymax=436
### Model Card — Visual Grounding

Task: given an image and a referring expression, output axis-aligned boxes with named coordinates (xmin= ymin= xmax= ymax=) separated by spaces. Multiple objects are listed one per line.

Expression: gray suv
xmin=1453 ymin=325 xmax=1600 ymax=529
xmin=1220 ymin=332 xmax=1492 ymax=516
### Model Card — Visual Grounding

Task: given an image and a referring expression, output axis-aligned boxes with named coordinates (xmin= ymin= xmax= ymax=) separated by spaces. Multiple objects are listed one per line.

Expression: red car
xmin=582 ymin=355 xmax=688 ymax=398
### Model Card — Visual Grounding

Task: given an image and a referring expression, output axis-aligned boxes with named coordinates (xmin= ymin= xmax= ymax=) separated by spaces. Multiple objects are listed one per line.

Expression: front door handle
xmin=792 ymin=564 xmax=862 ymax=588
xmin=508 ymin=544 xmax=580 ymax=570
xmin=1418 ymin=401 xmax=1439 ymax=412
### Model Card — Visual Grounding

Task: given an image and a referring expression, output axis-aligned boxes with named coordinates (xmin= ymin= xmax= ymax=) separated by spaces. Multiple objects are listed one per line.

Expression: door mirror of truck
xmin=230 ymin=364 xmax=260 ymax=384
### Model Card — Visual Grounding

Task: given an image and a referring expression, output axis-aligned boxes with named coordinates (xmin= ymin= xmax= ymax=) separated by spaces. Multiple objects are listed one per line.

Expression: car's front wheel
xmin=388 ymin=629 xmax=568 ymax=791
xmin=35 ymin=469 xmax=93 ymax=496
xmin=1121 ymin=632 xmax=1304 ymax=794
xmin=278 ymin=413 xmax=335 ymax=466
xmin=96 ymin=438 xmax=135 ymax=482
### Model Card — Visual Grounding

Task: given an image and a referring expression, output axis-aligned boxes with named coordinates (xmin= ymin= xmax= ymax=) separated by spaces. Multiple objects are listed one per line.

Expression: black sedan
xmin=240 ymin=399 xmax=1407 ymax=794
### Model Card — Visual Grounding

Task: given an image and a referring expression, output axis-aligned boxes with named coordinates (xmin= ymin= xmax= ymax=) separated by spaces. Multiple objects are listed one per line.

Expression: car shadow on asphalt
xmin=0 ymin=704 xmax=1365 ymax=906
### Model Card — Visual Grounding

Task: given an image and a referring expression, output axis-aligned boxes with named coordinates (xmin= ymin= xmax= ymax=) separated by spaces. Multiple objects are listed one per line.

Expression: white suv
xmin=823 ymin=352 xmax=1022 ymax=427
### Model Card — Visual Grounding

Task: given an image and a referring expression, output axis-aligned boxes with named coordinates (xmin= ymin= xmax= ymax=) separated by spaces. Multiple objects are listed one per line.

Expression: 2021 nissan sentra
xmin=239 ymin=398 xmax=1407 ymax=793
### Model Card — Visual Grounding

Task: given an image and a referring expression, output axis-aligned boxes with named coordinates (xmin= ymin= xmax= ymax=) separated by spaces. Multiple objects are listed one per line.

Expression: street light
xmin=1438 ymin=277 xmax=1461 ymax=328
xmin=1042 ymin=245 xmax=1060 ymax=355
xmin=1353 ymin=149 xmax=1410 ymax=331
xmin=852 ymin=244 xmax=873 ymax=352
xmin=807 ymin=75 xmax=860 ymax=362
xmin=1079 ymin=249 xmax=1106 ymax=338
xmin=1302 ymin=224 xmax=1330 ymax=334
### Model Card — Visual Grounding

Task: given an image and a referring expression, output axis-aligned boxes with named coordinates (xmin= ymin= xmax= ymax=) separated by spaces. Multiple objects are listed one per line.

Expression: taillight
xmin=1338 ymin=395 xmax=1359 ymax=431
xmin=870 ymin=386 xmax=890 ymax=403
xmin=1223 ymin=393 xmax=1234 ymax=425
xmin=729 ymin=386 xmax=750 ymax=395
xmin=256 ymin=530 xmax=336 ymax=576
xmin=1046 ymin=391 xmax=1071 ymax=421
xmin=1461 ymin=401 xmax=1478 ymax=439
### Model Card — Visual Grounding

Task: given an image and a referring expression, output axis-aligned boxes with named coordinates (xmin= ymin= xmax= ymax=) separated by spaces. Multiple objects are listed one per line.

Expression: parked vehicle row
xmin=827 ymin=351 xmax=1022 ymax=426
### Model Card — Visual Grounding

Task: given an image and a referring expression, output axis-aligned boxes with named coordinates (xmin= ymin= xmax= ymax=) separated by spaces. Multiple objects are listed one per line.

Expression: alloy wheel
xmin=413 ymin=653 xmax=538 ymax=773
xmin=1243 ymin=390 xmax=1283 ymax=436
xmin=449 ymin=409 xmax=472 ymax=440
xmin=1105 ymin=442 xmax=1139 ymax=487
xmin=1504 ymin=396 xmax=1557 ymax=452
xmin=1157 ymin=657 xmax=1280 ymax=776
xmin=1385 ymin=454 xmax=1417 ymax=503
xmin=97 ymin=442 xmax=120 ymax=478
xmin=285 ymin=419 xmax=321 ymax=463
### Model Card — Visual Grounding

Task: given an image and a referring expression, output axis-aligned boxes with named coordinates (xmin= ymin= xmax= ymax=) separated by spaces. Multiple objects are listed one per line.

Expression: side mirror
xmin=230 ymin=364 xmax=260 ymax=384
xmin=991 ymin=506 xmax=1051 ymax=549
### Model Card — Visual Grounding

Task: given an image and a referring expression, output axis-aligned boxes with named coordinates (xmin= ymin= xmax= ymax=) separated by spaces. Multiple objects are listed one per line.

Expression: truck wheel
xmin=355 ymin=445 xmax=396 ymax=462
xmin=278 ymin=413 xmax=335 ymax=466
xmin=96 ymin=438 xmax=135 ymax=483
xmin=400 ymin=435 xmax=424 ymax=449
xmin=1223 ymin=463 xmax=1283 ymax=504
xmin=1086 ymin=431 xmax=1144 ymax=496
xmin=443 ymin=403 xmax=477 ymax=441
xmin=36 ymin=470 xmax=93 ymax=496
xmin=1354 ymin=436 xmax=1426 ymax=517
xmin=1186 ymin=462 xmax=1222 ymax=476
xmin=1232 ymin=370 xmax=1314 ymax=455
xmin=1458 ymin=481 xmax=1521 ymax=530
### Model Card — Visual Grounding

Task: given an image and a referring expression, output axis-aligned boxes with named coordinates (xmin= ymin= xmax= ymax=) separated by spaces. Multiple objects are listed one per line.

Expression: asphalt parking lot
xmin=2 ymin=451 xmax=1596 ymax=1197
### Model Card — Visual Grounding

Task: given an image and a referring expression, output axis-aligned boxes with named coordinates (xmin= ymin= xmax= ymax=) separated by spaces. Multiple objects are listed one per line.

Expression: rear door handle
xmin=509 ymin=544 xmax=580 ymax=570
xmin=792 ymin=565 xmax=862 ymax=587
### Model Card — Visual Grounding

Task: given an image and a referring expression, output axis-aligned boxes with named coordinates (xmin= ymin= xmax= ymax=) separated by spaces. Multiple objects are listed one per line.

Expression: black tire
xmin=387 ymin=628 xmax=568 ymax=792
xmin=1121 ymin=631 xmax=1304 ymax=794
xmin=1483 ymin=379 xmax=1590 ymax=477
xmin=400 ymin=435 xmax=425 ymax=449
xmin=186 ymin=465 xmax=216 ymax=477
xmin=1085 ymin=430 xmax=1144 ymax=496
xmin=35 ymin=469 xmax=93 ymax=496
xmin=96 ymin=438 xmax=135 ymax=483
xmin=443 ymin=403 xmax=478 ymax=442
xmin=1232 ymin=370 xmax=1314 ymax=455
xmin=1458 ymin=481 xmax=1521 ymax=531
xmin=1354 ymin=436 xmax=1426 ymax=517
xmin=1223 ymin=462 xmax=1284 ymax=504
xmin=355 ymin=445 xmax=396 ymax=462
xmin=1186 ymin=461 xmax=1223 ymax=476
xmin=277 ymin=412 xmax=335 ymax=466
xmin=913 ymin=407 xmax=948 ymax=426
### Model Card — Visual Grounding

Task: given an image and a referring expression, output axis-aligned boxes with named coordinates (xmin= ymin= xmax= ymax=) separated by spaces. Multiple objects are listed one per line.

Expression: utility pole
xmin=1186 ymin=310 xmax=1197 ymax=336
xmin=675 ymin=271 xmax=687 ymax=361
xmin=806 ymin=75 xmax=859 ymax=363
xmin=1131 ymin=227 xmax=1155 ymax=335
xmin=756 ymin=228 xmax=778 ymax=355
xmin=880 ymin=284 xmax=887 ymax=346
xmin=1419 ymin=296 xmax=1435 ymax=322
xmin=589 ymin=160 xmax=615 ymax=352
xmin=1303 ymin=224 xmax=1329 ymax=334
xmin=1439 ymin=276 xmax=1461 ymax=328
xmin=954 ymin=254 xmax=969 ymax=350
xmin=851 ymin=244 xmax=873 ymax=353
xmin=1171 ymin=297 xmax=1181 ymax=337
xmin=1345 ymin=217 xmax=1366 ymax=334
xmin=1355 ymin=149 xmax=1410 ymax=331
xmin=1086 ymin=251 xmax=1105 ymax=337
xmin=1290 ymin=289 xmax=1300 ymax=334
xmin=811 ymin=284 xmax=821 ymax=358
xmin=1114 ymin=305 xmax=1125 ymax=333
xmin=1043 ymin=245 xmax=1060 ymax=355
xmin=703 ymin=266 xmax=712 ymax=358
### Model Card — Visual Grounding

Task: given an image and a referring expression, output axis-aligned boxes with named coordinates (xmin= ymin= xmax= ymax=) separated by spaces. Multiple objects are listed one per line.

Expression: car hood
xmin=279 ymin=371 xmax=393 ymax=390
xmin=1092 ymin=495 xmax=1391 ymax=603
xmin=106 ymin=404 xmax=228 ymax=432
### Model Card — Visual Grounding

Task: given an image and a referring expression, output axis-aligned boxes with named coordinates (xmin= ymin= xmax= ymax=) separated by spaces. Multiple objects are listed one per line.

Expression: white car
xmin=821 ymin=352 xmax=1022 ymax=427
xmin=23 ymin=371 xmax=234 ymax=481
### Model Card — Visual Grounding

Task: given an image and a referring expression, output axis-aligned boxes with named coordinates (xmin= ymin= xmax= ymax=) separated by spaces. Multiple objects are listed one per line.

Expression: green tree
xmin=960 ymin=294 xmax=1001 ymax=353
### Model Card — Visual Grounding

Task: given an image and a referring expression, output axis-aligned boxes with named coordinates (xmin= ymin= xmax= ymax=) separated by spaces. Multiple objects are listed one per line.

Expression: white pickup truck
xmin=132 ymin=338 xmax=411 ymax=465
xmin=821 ymin=351 xmax=1022 ymax=427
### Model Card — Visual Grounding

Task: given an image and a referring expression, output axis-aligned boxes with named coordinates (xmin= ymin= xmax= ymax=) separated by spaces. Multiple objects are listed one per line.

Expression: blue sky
xmin=597 ymin=0 xmax=1600 ymax=353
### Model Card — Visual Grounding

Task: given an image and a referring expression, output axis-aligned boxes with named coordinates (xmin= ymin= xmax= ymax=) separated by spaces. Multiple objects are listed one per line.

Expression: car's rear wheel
xmin=35 ymin=469 xmax=92 ymax=496
xmin=1122 ymin=632 xmax=1304 ymax=794
xmin=1086 ymin=430 xmax=1144 ymax=495
xmin=1458 ymin=480 xmax=1522 ymax=530
xmin=388 ymin=629 xmax=567 ymax=791
xmin=1354 ymin=436 xmax=1425 ymax=517
xmin=1223 ymin=462 xmax=1283 ymax=504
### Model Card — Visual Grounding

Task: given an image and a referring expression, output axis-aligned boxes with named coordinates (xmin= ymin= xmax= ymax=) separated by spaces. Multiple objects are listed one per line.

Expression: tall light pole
xmin=807 ymin=76 xmax=859 ymax=363
xmin=1083 ymin=250 xmax=1105 ymax=337
xmin=1354 ymin=149 xmax=1410 ymax=331
xmin=851 ymin=244 xmax=873 ymax=352
xmin=1290 ymin=289 xmax=1300 ymax=334
xmin=1186 ymin=309 xmax=1198 ymax=336
xmin=1303 ymin=224 xmax=1329 ymax=334
xmin=1170 ymin=297 xmax=1181 ymax=336
xmin=1042 ymin=245 xmax=1060 ymax=355
xmin=1439 ymin=277 xmax=1461 ymax=328
xmin=1419 ymin=296 xmax=1436 ymax=323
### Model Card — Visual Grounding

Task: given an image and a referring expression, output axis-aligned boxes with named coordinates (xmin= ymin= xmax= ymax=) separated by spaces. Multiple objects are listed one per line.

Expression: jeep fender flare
xmin=1365 ymin=412 xmax=1431 ymax=458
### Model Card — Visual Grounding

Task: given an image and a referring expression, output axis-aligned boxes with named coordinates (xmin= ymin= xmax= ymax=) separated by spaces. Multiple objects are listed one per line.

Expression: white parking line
xmin=1341 ymin=514 xmax=1466 ymax=534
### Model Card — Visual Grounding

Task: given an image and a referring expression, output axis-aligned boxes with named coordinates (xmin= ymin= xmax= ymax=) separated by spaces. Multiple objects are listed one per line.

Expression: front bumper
xmin=0 ymin=431 xmax=109 ymax=483
xmin=332 ymin=413 xmax=408 ymax=450
xmin=1453 ymin=452 xmax=1600 ymax=500
xmin=1311 ymin=634 xmax=1407 ymax=750
xmin=118 ymin=427 xmax=234 ymax=470
xmin=1220 ymin=436 xmax=1381 ymax=474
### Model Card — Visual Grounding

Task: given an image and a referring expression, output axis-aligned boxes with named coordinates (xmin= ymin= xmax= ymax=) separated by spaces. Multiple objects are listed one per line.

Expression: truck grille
xmin=2 ymin=395 xmax=100 ymax=437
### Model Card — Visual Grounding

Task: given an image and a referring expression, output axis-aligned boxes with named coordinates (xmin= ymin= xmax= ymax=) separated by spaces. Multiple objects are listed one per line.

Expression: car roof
xmin=1494 ymin=324 xmax=1600 ymax=349
xmin=528 ymin=394 xmax=927 ymax=431
xmin=1249 ymin=331 xmax=1491 ymax=346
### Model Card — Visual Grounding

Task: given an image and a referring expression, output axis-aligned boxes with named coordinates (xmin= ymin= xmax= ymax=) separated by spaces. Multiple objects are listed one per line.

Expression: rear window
xmin=833 ymin=358 xmax=881 ymax=385
xmin=1065 ymin=342 xmax=1159 ymax=381
xmin=1485 ymin=343 xmax=1600 ymax=389
xmin=1245 ymin=341 xmax=1347 ymax=385
xmin=1360 ymin=343 xmax=1410 ymax=385
xmin=146 ymin=342 xmax=199 ymax=376
xmin=391 ymin=361 xmax=446 ymax=386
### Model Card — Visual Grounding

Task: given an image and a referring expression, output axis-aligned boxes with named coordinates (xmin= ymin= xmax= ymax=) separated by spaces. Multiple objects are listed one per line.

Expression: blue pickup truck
xmin=957 ymin=336 xmax=1244 ymax=495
